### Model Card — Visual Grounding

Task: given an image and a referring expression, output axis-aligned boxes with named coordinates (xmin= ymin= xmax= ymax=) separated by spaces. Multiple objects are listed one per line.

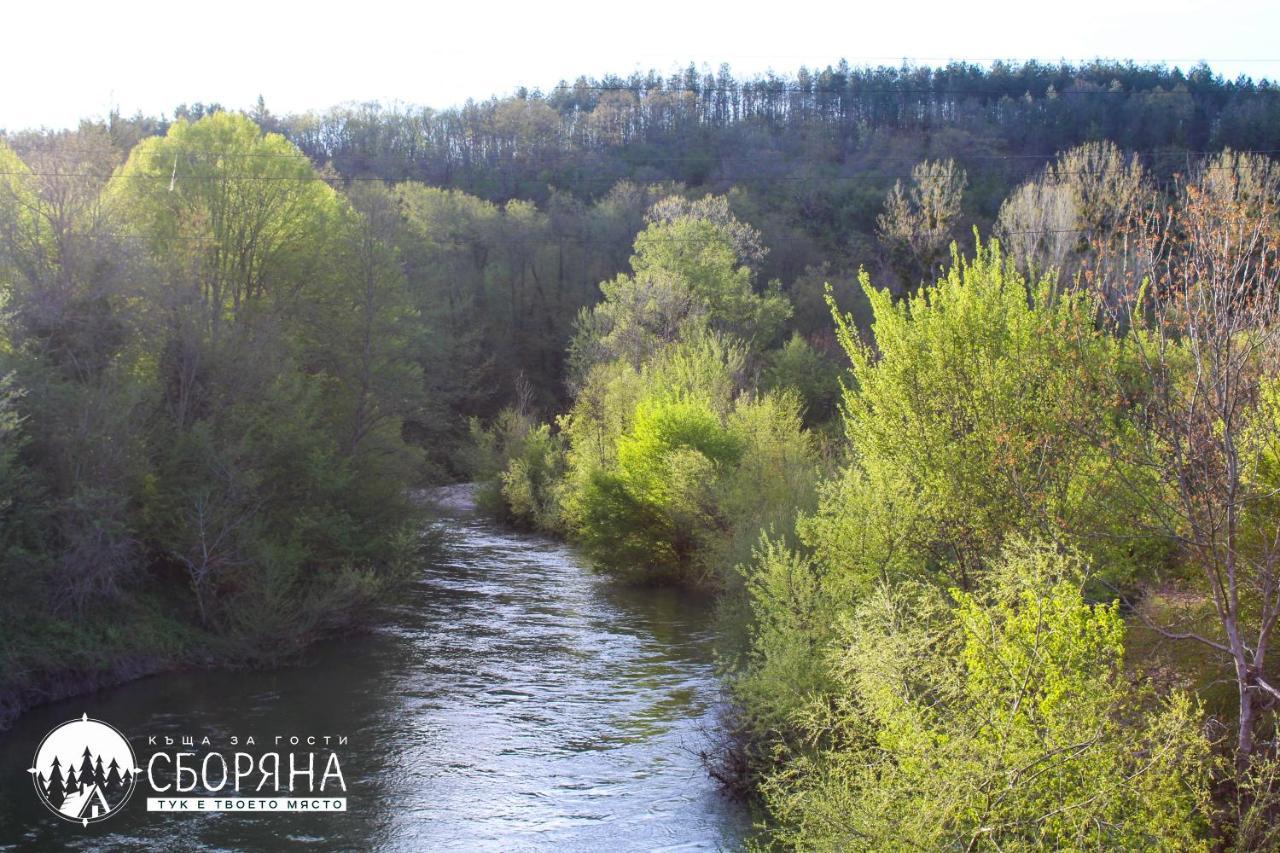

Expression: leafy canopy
xmin=762 ymin=543 xmax=1213 ymax=850
xmin=806 ymin=238 xmax=1156 ymax=592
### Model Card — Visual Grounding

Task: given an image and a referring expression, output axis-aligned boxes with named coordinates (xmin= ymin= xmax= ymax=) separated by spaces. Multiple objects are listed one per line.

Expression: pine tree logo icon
xmin=28 ymin=714 xmax=140 ymax=826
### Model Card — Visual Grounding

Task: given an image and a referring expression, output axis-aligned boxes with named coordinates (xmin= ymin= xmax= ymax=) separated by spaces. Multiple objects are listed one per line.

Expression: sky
xmin=4 ymin=0 xmax=1279 ymax=131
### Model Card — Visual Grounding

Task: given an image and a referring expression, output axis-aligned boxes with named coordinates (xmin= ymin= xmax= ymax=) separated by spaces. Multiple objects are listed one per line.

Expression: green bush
xmin=808 ymin=238 xmax=1164 ymax=593
xmin=566 ymin=394 xmax=742 ymax=583
xmin=712 ymin=391 xmax=822 ymax=654
xmin=730 ymin=239 xmax=1178 ymax=822
xmin=466 ymin=407 xmax=567 ymax=531
xmin=499 ymin=423 xmax=566 ymax=532
xmin=732 ymin=538 xmax=847 ymax=740
xmin=560 ymin=334 xmax=820 ymax=588
xmin=760 ymin=543 xmax=1214 ymax=850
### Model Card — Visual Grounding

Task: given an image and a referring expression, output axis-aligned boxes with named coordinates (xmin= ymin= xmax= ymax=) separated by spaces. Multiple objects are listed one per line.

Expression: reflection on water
xmin=0 ymin=486 xmax=749 ymax=851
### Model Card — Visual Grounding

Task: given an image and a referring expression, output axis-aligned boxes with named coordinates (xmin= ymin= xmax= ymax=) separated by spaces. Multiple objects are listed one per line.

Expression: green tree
xmin=0 ymin=133 xmax=143 ymax=617
xmin=807 ymin=239 xmax=1155 ymax=593
xmin=760 ymin=332 xmax=842 ymax=427
xmin=762 ymin=544 xmax=1213 ymax=850
xmin=570 ymin=197 xmax=790 ymax=378
xmin=115 ymin=112 xmax=341 ymax=342
xmin=629 ymin=215 xmax=789 ymax=351
xmin=110 ymin=114 xmax=420 ymax=637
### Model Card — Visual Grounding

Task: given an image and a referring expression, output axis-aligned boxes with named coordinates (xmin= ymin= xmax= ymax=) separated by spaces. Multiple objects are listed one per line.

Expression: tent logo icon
xmin=28 ymin=714 xmax=140 ymax=826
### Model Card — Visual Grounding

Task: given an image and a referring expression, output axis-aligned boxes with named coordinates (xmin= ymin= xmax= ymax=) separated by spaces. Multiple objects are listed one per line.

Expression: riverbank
xmin=0 ymin=590 xmax=386 ymax=733
xmin=0 ymin=594 xmax=207 ymax=731
xmin=0 ymin=490 xmax=450 ymax=734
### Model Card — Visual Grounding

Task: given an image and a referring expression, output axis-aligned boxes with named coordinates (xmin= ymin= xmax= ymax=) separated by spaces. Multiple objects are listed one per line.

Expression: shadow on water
xmin=0 ymin=485 xmax=750 ymax=851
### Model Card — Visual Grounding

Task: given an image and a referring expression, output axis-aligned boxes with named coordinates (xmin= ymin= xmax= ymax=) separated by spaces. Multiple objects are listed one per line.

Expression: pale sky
xmin=5 ymin=0 xmax=1278 ymax=131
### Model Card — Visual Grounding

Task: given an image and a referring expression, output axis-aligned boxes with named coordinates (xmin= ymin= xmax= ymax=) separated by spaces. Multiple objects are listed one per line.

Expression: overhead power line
xmin=1 ymin=155 xmax=1275 ymax=185
xmin=12 ymin=147 xmax=1275 ymax=165
xmin=528 ymin=83 xmax=1280 ymax=97
xmin=0 ymin=225 xmax=1161 ymax=248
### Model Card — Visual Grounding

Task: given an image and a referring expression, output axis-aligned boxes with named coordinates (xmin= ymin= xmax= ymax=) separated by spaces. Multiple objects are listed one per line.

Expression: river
xmin=0 ymin=485 xmax=750 ymax=851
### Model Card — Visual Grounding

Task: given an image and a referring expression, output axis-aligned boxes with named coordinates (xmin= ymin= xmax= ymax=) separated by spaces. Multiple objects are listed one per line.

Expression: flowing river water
xmin=0 ymin=485 xmax=750 ymax=851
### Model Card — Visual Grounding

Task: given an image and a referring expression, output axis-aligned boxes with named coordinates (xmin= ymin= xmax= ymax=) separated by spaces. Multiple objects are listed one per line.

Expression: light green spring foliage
xmin=719 ymin=391 xmax=819 ymax=554
xmin=493 ymin=195 xmax=811 ymax=577
xmin=561 ymin=331 xmax=744 ymax=476
xmin=557 ymin=327 xmax=818 ymax=584
xmin=0 ymin=142 xmax=39 ymax=269
xmin=630 ymin=216 xmax=790 ymax=349
xmin=570 ymin=198 xmax=791 ymax=378
xmin=499 ymin=423 xmax=565 ymax=532
xmin=1229 ymin=750 xmax=1280 ymax=852
xmin=0 ymin=134 xmax=150 ymax=620
xmin=567 ymin=392 xmax=743 ymax=582
xmin=615 ymin=396 xmax=744 ymax=495
xmin=572 ymin=267 xmax=709 ymax=372
xmin=736 ymin=239 xmax=1181 ymax=841
xmin=807 ymin=238 xmax=1158 ymax=593
xmin=713 ymin=391 xmax=822 ymax=654
xmin=1240 ymin=377 xmax=1280 ymax=565
xmin=736 ymin=239 xmax=1142 ymax=734
xmin=115 ymin=113 xmax=342 ymax=331
xmin=107 ymin=115 xmax=421 ymax=638
xmin=467 ymin=406 xmax=567 ymax=532
xmin=733 ymin=538 xmax=851 ymax=738
xmin=762 ymin=543 xmax=1214 ymax=851
xmin=551 ymin=199 xmax=808 ymax=584
xmin=0 ymin=116 xmax=429 ymax=676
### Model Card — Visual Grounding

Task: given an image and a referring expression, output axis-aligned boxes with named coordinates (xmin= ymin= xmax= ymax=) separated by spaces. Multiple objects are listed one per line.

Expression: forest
xmin=4 ymin=59 xmax=1280 ymax=847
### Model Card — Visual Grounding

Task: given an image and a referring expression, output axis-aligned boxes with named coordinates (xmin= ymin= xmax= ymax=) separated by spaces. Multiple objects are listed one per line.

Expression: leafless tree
xmin=996 ymin=179 xmax=1078 ymax=279
xmin=1101 ymin=150 xmax=1280 ymax=772
xmin=998 ymin=141 xmax=1153 ymax=293
xmin=876 ymin=158 xmax=967 ymax=293
xmin=172 ymin=475 xmax=260 ymax=627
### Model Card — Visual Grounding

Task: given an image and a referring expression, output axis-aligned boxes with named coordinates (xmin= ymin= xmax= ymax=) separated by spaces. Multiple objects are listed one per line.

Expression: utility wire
xmin=4 ymin=225 xmax=1213 ymax=248
xmin=525 ymin=83 xmax=1280 ymax=96
xmin=19 ymin=147 xmax=1277 ymax=164
xmin=0 ymin=158 xmax=1272 ymax=184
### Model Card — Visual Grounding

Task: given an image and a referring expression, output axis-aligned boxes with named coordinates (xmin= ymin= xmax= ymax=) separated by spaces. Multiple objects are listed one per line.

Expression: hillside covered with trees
xmin=4 ymin=59 xmax=1280 ymax=847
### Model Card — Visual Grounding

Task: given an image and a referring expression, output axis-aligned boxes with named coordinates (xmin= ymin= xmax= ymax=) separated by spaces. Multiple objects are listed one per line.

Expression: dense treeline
xmin=270 ymin=61 xmax=1280 ymax=196
xmin=4 ymin=59 xmax=1280 ymax=846
xmin=257 ymin=59 xmax=1280 ymax=418
xmin=35 ymin=61 xmax=1280 ymax=418
xmin=0 ymin=111 xmax=689 ymax=722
